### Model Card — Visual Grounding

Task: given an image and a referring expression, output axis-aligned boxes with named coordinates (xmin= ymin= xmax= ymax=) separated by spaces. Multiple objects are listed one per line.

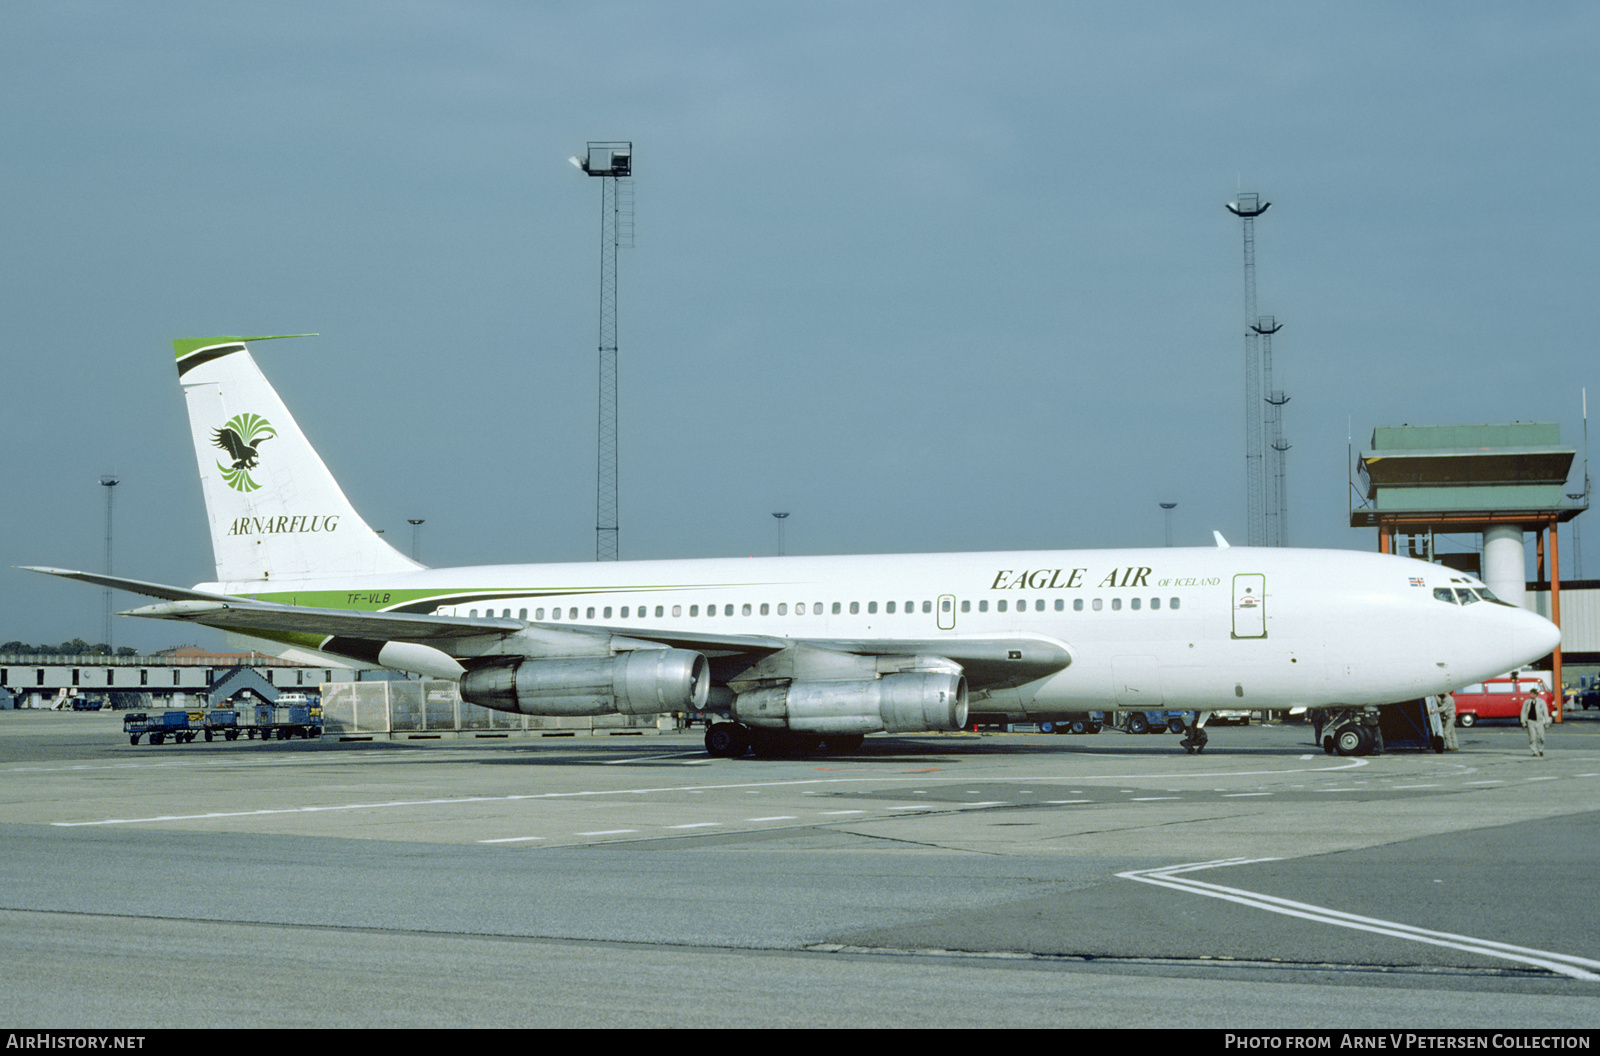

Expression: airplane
xmin=27 ymin=335 xmax=1561 ymax=758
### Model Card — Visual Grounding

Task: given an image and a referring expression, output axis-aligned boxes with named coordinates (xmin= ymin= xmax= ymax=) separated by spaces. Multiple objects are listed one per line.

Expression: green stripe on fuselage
xmin=245 ymin=583 xmax=750 ymax=614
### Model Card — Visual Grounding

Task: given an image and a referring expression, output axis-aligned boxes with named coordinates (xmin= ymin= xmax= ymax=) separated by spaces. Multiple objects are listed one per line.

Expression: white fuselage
xmin=205 ymin=544 xmax=1560 ymax=718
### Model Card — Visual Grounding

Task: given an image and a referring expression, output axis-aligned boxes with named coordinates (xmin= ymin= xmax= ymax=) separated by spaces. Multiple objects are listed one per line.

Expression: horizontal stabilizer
xmin=21 ymin=566 xmax=239 ymax=603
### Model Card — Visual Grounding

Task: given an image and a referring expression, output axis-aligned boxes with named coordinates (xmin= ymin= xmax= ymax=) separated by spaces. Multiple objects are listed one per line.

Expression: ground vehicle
xmin=125 ymin=710 xmax=201 ymax=745
xmin=1124 ymin=710 xmax=1187 ymax=735
xmin=1453 ymin=673 xmax=1552 ymax=727
xmin=1210 ymin=709 xmax=1252 ymax=725
xmin=1042 ymin=712 xmax=1105 ymax=734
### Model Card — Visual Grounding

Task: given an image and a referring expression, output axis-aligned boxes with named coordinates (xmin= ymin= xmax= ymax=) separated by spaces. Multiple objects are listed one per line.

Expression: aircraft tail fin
xmin=174 ymin=336 xmax=422 ymax=584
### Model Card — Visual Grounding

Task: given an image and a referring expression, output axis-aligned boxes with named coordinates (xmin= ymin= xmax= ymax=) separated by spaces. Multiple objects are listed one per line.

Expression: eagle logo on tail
xmin=212 ymin=413 xmax=277 ymax=492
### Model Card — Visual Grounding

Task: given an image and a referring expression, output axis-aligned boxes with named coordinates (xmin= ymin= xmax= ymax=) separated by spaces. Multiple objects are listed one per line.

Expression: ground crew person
xmin=1520 ymin=688 xmax=1549 ymax=758
xmin=1438 ymin=691 xmax=1459 ymax=751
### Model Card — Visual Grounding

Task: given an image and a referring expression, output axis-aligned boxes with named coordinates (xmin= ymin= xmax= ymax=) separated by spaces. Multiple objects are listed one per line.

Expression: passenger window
xmin=1055 ymin=599 xmax=1064 ymax=611
xmin=1150 ymin=598 xmax=1160 ymax=610
xmin=586 ymin=607 xmax=596 ymax=619
xmin=1092 ymin=599 xmax=1103 ymax=611
xmin=603 ymin=607 xmax=612 ymax=619
xmin=725 ymin=605 xmax=734 ymax=616
xmin=815 ymin=603 xmax=824 ymax=615
xmin=887 ymin=601 xmax=896 ymax=613
xmin=1074 ymin=599 xmax=1083 ymax=611
xmin=1112 ymin=598 xmax=1122 ymax=611
xmin=905 ymin=601 xmax=914 ymax=613
xmin=707 ymin=605 xmax=716 ymax=617
xmin=1035 ymin=599 xmax=1044 ymax=612
xmin=868 ymin=601 xmax=878 ymax=614
xmin=519 ymin=608 xmax=528 ymax=619
xmin=469 ymin=609 xmax=478 ymax=617
xmin=690 ymin=605 xmax=699 ymax=617
xmin=778 ymin=603 xmax=787 ymax=615
xmin=1131 ymin=598 xmax=1141 ymax=610
xmin=1170 ymin=598 xmax=1180 ymax=610
xmin=942 ymin=599 xmax=952 ymax=613
xmin=759 ymin=604 xmax=768 ymax=615
xmin=922 ymin=601 xmax=932 ymax=613
xmin=978 ymin=600 xmax=988 ymax=612
xmin=998 ymin=600 xmax=1008 ymax=612
xmin=961 ymin=600 xmax=970 ymax=613
xmin=850 ymin=602 xmax=859 ymax=614
xmin=671 ymin=605 xmax=681 ymax=617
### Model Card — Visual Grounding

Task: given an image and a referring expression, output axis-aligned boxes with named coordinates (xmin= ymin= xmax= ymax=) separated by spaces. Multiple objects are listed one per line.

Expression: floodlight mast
xmin=1228 ymin=193 xmax=1271 ymax=547
xmin=573 ymin=142 xmax=633 ymax=561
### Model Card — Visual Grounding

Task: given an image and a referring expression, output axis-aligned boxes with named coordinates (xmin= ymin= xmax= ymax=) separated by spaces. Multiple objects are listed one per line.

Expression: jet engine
xmin=731 ymin=671 xmax=968 ymax=735
xmin=459 ymin=648 xmax=709 ymax=717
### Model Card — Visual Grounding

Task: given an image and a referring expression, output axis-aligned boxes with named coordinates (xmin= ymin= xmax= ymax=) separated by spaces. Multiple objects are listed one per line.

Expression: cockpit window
xmin=1433 ymin=588 xmax=1457 ymax=605
xmin=1455 ymin=589 xmax=1479 ymax=605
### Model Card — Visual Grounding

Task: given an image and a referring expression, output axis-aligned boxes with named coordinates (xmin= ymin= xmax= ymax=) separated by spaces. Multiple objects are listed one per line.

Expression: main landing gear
xmin=704 ymin=721 xmax=866 ymax=759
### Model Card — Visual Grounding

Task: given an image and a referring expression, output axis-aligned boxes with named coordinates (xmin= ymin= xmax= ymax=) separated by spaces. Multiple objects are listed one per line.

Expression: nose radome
xmin=1515 ymin=608 xmax=1562 ymax=662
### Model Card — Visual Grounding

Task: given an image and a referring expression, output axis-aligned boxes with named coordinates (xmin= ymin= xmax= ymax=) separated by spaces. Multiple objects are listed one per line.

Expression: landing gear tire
xmin=705 ymin=722 xmax=750 ymax=759
xmin=1126 ymin=713 xmax=1149 ymax=735
xmin=1334 ymin=726 xmax=1374 ymax=756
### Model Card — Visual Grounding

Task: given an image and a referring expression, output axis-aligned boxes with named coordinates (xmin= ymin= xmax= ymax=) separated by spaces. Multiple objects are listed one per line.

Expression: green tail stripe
xmin=173 ymin=334 xmax=317 ymax=376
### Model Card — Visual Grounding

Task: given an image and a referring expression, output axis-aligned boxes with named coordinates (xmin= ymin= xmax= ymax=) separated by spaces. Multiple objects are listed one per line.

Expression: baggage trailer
xmin=242 ymin=699 xmax=323 ymax=741
xmin=124 ymin=710 xmax=203 ymax=746
xmin=124 ymin=703 xmax=321 ymax=745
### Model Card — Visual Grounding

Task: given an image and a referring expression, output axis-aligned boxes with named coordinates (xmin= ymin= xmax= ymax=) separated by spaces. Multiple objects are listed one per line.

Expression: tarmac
xmin=2 ymin=708 xmax=1598 ymax=1029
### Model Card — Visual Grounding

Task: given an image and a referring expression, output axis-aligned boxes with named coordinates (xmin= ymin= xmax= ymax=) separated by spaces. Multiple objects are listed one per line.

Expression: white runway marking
xmin=1119 ymin=857 xmax=1600 ymax=981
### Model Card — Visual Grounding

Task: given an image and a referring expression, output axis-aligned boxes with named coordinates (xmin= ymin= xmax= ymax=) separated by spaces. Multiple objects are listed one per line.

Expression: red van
xmin=1452 ymin=674 xmax=1553 ymax=727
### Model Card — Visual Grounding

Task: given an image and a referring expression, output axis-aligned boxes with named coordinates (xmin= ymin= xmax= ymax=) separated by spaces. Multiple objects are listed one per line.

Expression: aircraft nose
xmin=1514 ymin=607 xmax=1562 ymax=662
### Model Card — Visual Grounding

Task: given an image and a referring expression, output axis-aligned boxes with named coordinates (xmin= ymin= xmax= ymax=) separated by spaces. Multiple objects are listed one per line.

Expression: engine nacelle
xmin=460 ymin=649 xmax=710 ymax=717
xmin=732 ymin=672 xmax=967 ymax=735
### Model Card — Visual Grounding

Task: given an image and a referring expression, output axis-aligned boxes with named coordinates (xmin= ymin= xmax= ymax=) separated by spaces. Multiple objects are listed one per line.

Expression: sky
xmin=2 ymin=1 xmax=1596 ymax=653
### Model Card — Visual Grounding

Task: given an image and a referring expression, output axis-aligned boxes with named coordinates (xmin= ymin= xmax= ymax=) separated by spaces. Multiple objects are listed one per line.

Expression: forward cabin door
xmin=1232 ymin=573 xmax=1267 ymax=639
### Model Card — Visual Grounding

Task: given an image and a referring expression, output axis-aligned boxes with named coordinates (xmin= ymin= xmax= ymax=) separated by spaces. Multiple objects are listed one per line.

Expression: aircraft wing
xmin=24 ymin=567 xmax=1068 ymax=690
xmin=120 ymin=598 xmax=528 ymax=641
